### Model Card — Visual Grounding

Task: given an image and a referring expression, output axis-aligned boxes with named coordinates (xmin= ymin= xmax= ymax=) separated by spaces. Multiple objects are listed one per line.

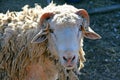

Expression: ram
xmin=0 ymin=3 xmax=101 ymax=80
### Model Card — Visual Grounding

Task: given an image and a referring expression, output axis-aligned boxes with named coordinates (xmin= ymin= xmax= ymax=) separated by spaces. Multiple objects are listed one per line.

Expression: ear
xmin=31 ymin=12 xmax=54 ymax=43
xmin=31 ymin=30 xmax=47 ymax=43
xmin=84 ymin=31 xmax=101 ymax=39
xmin=81 ymin=26 xmax=101 ymax=39
xmin=76 ymin=9 xmax=101 ymax=40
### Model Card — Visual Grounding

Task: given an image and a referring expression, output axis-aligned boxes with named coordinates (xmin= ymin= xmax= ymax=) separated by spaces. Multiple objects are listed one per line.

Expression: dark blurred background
xmin=0 ymin=0 xmax=120 ymax=80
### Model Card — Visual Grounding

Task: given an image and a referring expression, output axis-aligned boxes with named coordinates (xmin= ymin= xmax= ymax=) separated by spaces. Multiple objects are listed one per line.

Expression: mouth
xmin=64 ymin=64 xmax=75 ymax=70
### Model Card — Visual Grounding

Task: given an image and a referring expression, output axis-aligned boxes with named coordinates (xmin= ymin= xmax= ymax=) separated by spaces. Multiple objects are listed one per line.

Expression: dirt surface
xmin=80 ymin=11 xmax=120 ymax=80
xmin=0 ymin=0 xmax=120 ymax=80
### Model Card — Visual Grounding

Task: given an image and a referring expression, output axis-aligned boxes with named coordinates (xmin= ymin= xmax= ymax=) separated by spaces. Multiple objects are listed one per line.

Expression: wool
xmin=0 ymin=3 xmax=86 ymax=80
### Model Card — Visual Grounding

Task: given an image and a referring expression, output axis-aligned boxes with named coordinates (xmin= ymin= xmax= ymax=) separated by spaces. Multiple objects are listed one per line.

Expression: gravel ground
xmin=0 ymin=0 xmax=120 ymax=80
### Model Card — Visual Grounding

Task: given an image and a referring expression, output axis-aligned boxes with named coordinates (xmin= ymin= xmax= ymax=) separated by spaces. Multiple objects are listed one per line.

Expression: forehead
xmin=44 ymin=4 xmax=83 ymax=28
xmin=49 ymin=13 xmax=83 ymax=29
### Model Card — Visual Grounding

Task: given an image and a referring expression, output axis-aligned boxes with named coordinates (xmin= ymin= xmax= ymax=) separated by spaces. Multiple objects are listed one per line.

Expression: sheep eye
xmin=49 ymin=29 xmax=54 ymax=33
xmin=79 ymin=25 xmax=82 ymax=31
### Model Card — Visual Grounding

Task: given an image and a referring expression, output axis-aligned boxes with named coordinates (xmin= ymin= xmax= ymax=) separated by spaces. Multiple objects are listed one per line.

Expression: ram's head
xmin=31 ymin=9 xmax=101 ymax=70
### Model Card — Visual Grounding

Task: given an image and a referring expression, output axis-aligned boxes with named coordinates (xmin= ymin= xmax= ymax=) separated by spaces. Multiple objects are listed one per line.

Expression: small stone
xmin=105 ymin=59 xmax=108 ymax=62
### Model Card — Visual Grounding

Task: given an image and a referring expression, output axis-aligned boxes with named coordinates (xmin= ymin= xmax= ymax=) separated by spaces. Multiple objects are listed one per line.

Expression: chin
xmin=65 ymin=67 xmax=74 ymax=70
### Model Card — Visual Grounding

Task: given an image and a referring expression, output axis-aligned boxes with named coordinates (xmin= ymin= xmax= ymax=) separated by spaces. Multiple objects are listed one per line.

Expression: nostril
xmin=72 ymin=56 xmax=75 ymax=62
xmin=63 ymin=56 xmax=67 ymax=61
xmin=63 ymin=56 xmax=76 ymax=62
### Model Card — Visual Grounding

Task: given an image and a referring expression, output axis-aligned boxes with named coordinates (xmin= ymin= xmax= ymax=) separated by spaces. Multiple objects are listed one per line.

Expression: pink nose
xmin=63 ymin=56 xmax=76 ymax=64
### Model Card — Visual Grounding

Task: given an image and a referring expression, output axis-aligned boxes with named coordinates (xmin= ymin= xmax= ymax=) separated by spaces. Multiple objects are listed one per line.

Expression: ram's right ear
xmin=31 ymin=30 xmax=47 ymax=43
xmin=31 ymin=12 xmax=54 ymax=43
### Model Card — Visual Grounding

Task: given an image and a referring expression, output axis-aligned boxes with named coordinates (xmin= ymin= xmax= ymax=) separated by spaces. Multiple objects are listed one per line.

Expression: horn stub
xmin=76 ymin=9 xmax=90 ymax=30
xmin=40 ymin=12 xmax=54 ymax=26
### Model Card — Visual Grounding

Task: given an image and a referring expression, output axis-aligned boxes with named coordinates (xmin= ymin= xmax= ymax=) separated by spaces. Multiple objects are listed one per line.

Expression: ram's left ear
xmin=81 ymin=26 xmax=101 ymax=39
xmin=76 ymin=9 xmax=101 ymax=40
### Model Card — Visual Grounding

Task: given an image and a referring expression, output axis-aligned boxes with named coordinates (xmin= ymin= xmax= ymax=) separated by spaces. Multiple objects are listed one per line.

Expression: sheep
xmin=0 ymin=3 xmax=101 ymax=80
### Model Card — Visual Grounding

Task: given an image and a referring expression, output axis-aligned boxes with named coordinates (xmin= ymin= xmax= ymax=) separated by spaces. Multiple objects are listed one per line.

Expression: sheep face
xmin=31 ymin=10 xmax=101 ymax=70
xmin=48 ymin=23 xmax=81 ymax=69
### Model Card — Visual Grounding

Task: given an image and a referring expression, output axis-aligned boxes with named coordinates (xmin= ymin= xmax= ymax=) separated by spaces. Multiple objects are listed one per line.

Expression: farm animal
xmin=0 ymin=3 xmax=101 ymax=80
